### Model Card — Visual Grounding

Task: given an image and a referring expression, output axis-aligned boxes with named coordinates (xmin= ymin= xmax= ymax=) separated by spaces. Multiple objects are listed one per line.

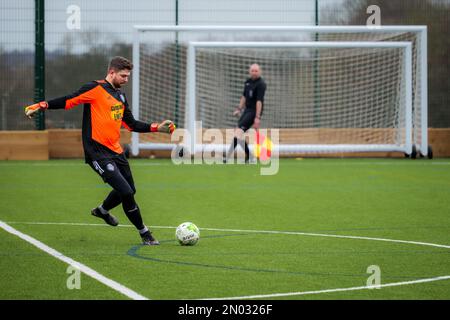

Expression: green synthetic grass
xmin=0 ymin=158 xmax=449 ymax=299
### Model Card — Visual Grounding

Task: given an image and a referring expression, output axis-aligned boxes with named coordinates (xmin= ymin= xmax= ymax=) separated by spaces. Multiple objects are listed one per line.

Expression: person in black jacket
xmin=224 ymin=64 xmax=267 ymax=163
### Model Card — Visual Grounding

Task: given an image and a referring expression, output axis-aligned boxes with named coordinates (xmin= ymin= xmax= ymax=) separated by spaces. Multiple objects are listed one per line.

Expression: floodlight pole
xmin=34 ymin=0 xmax=45 ymax=130
xmin=313 ymin=0 xmax=321 ymax=128
xmin=174 ymin=0 xmax=180 ymax=127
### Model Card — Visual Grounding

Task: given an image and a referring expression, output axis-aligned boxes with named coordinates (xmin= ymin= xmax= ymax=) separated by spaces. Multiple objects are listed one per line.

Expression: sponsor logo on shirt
xmin=111 ymin=103 xmax=124 ymax=121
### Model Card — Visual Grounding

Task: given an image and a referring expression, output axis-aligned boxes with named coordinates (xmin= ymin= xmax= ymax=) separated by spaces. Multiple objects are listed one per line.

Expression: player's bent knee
xmin=122 ymin=189 xmax=135 ymax=198
xmin=113 ymin=185 xmax=135 ymax=199
xmin=120 ymin=191 xmax=136 ymax=205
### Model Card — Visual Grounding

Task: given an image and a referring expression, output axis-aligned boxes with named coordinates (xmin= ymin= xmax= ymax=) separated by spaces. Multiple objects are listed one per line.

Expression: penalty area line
xmin=0 ymin=220 xmax=149 ymax=300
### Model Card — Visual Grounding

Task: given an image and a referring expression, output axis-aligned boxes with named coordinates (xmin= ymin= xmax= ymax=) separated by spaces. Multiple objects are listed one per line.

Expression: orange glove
xmin=151 ymin=120 xmax=176 ymax=134
xmin=25 ymin=101 xmax=48 ymax=119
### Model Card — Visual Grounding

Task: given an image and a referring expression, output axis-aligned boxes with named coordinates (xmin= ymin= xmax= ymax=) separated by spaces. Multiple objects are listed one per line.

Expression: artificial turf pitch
xmin=0 ymin=158 xmax=449 ymax=300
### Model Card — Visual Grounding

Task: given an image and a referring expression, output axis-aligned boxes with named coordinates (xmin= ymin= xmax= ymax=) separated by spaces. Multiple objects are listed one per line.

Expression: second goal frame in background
xmin=132 ymin=25 xmax=425 ymax=158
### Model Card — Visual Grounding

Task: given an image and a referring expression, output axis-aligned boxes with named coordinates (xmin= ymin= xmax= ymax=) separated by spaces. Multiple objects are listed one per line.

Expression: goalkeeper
xmin=24 ymin=56 xmax=175 ymax=246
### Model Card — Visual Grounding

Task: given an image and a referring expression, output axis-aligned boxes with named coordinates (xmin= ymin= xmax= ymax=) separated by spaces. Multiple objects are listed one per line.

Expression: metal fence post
xmin=34 ymin=0 xmax=45 ymax=130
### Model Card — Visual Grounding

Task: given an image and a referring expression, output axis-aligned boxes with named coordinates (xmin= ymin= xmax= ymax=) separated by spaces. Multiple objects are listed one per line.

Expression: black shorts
xmin=237 ymin=110 xmax=256 ymax=132
xmin=88 ymin=153 xmax=136 ymax=196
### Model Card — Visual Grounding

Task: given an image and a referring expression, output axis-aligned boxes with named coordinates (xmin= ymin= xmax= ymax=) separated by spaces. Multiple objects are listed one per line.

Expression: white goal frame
xmin=132 ymin=25 xmax=424 ymax=156
xmin=185 ymin=41 xmax=412 ymax=155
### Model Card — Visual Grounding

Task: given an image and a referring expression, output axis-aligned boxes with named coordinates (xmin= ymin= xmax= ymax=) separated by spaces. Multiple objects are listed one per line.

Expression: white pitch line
xmin=0 ymin=161 xmax=449 ymax=168
xmin=196 ymin=227 xmax=450 ymax=249
xmin=5 ymin=221 xmax=133 ymax=228
xmin=5 ymin=221 xmax=450 ymax=300
xmin=6 ymin=221 xmax=450 ymax=249
xmin=194 ymin=227 xmax=450 ymax=299
xmin=200 ymin=275 xmax=450 ymax=300
xmin=0 ymin=221 xmax=149 ymax=300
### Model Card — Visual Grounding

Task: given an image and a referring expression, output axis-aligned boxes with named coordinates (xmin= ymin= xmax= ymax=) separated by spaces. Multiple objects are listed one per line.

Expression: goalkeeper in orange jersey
xmin=25 ymin=56 xmax=175 ymax=245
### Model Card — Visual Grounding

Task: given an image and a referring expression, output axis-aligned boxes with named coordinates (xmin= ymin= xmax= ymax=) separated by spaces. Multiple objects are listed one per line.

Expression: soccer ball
xmin=176 ymin=222 xmax=200 ymax=246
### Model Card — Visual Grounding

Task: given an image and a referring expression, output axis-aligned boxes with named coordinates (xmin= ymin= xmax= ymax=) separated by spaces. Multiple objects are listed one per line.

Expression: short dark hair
xmin=108 ymin=56 xmax=133 ymax=72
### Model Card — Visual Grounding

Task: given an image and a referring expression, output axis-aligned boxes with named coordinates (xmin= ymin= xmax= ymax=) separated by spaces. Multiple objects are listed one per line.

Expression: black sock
xmin=244 ymin=141 xmax=250 ymax=161
xmin=226 ymin=137 xmax=250 ymax=161
xmin=102 ymin=190 xmax=122 ymax=211
xmin=225 ymin=137 xmax=238 ymax=160
xmin=236 ymin=138 xmax=249 ymax=161
xmin=121 ymin=194 xmax=145 ymax=230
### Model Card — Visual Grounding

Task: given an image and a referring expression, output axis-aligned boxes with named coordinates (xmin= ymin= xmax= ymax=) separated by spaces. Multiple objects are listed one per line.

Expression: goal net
xmin=132 ymin=26 xmax=425 ymax=156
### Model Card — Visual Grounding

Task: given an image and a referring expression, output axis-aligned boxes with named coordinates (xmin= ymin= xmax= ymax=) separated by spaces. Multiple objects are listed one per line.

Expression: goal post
xmin=185 ymin=41 xmax=412 ymax=155
xmin=132 ymin=25 xmax=425 ymax=157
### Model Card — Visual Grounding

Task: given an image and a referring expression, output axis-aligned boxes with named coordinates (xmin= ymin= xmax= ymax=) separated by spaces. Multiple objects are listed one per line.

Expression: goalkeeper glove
xmin=25 ymin=101 xmax=48 ymax=119
xmin=151 ymin=120 xmax=176 ymax=134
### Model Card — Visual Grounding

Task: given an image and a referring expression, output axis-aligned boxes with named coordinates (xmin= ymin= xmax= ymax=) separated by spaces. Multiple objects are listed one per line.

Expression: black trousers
xmin=88 ymin=153 xmax=145 ymax=230
xmin=89 ymin=153 xmax=136 ymax=198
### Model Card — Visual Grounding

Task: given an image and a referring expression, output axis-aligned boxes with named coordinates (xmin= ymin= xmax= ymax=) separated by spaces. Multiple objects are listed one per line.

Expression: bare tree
xmin=321 ymin=0 xmax=450 ymax=128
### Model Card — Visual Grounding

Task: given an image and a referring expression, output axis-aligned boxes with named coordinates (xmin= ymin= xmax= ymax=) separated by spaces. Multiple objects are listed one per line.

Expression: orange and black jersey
xmin=47 ymin=80 xmax=150 ymax=162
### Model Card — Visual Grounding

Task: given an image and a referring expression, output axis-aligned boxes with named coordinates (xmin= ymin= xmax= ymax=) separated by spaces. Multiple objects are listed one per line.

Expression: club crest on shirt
xmin=110 ymin=103 xmax=124 ymax=121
